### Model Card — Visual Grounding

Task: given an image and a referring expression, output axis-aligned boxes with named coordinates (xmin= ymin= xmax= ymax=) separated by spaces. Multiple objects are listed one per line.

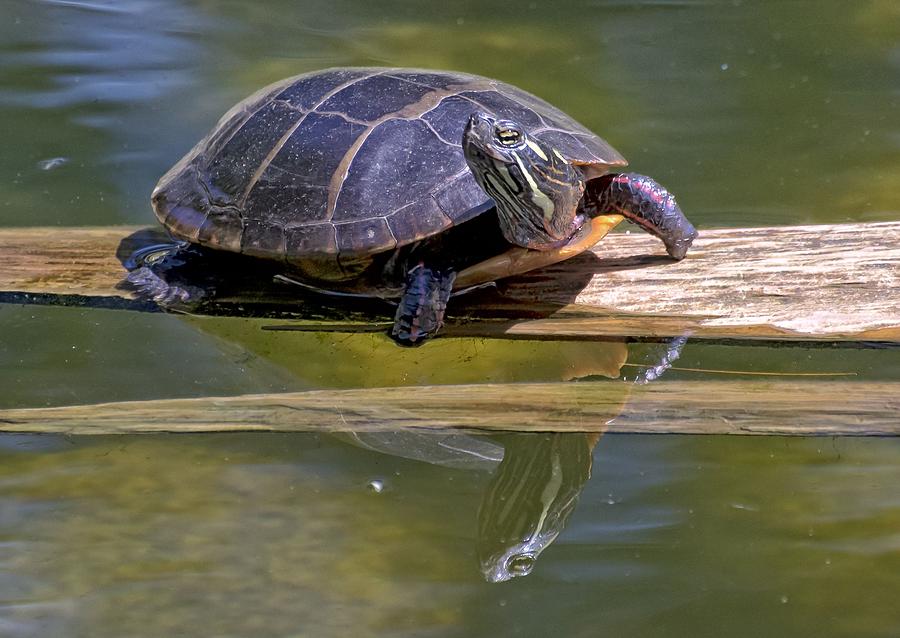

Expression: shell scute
xmin=539 ymin=129 xmax=604 ymax=161
xmin=459 ymin=90 xmax=546 ymax=130
xmin=317 ymin=73 xmax=439 ymax=121
xmin=332 ymin=119 xmax=466 ymax=226
xmin=432 ymin=172 xmax=491 ymax=223
xmin=335 ymin=217 xmax=397 ymax=256
xmin=244 ymin=112 xmax=367 ymax=225
xmin=421 ymin=95 xmax=483 ymax=145
xmin=241 ymin=219 xmax=286 ymax=259
xmin=285 ymin=223 xmax=337 ymax=257
xmin=205 ymin=100 xmax=300 ymax=204
xmin=273 ymin=68 xmax=374 ymax=111
xmin=246 ymin=167 xmax=329 ymax=225
xmin=384 ymin=70 xmax=475 ymax=91
xmin=386 ymin=198 xmax=453 ymax=245
xmin=197 ymin=213 xmax=242 ymax=252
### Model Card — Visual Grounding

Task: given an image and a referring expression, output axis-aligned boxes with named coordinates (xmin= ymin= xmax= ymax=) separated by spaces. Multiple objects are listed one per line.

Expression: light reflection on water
xmin=0 ymin=433 xmax=898 ymax=636
xmin=1 ymin=0 xmax=899 ymax=635
xmin=2 ymin=0 xmax=897 ymax=228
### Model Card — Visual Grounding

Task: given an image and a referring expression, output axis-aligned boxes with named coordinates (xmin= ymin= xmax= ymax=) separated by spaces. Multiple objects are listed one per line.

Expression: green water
xmin=1 ymin=0 xmax=899 ymax=635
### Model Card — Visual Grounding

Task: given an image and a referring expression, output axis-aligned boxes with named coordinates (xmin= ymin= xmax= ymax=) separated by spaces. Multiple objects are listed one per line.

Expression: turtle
xmin=151 ymin=67 xmax=697 ymax=345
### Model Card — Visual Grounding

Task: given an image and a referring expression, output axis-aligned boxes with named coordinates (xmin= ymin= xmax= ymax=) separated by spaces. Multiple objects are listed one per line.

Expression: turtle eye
xmin=495 ymin=125 xmax=523 ymax=147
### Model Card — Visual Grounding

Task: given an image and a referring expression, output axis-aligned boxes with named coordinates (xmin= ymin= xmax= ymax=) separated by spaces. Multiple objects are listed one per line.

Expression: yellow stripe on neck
xmin=512 ymin=155 xmax=555 ymax=222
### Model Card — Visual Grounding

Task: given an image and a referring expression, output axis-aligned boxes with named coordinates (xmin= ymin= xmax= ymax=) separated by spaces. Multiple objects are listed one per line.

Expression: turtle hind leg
xmin=588 ymin=173 xmax=698 ymax=260
xmin=391 ymin=263 xmax=456 ymax=346
xmin=122 ymin=242 xmax=213 ymax=309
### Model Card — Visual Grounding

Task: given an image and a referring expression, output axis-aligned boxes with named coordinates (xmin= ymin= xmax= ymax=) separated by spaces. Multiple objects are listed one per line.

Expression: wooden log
xmin=482 ymin=221 xmax=900 ymax=342
xmin=0 ymin=226 xmax=142 ymax=298
xmin=0 ymin=380 xmax=897 ymax=436
xmin=1 ymin=222 xmax=898 ymax=342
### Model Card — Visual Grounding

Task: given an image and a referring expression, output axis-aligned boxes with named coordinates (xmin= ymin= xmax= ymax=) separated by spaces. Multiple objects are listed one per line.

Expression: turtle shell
xmin=152 ymin=68 xmax=627 ymax=277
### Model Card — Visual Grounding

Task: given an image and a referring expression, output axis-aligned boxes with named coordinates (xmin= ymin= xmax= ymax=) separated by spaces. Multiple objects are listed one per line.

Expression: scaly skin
xmin=582 ymin=173 xmax=698 ymax=260
xmin=391 ymin=263 xmax=456 ymax=346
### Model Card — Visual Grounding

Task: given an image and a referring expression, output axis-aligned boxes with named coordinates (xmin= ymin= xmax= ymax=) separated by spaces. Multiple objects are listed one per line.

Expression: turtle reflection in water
xmin=346 ymin=429 xmax=596 ymax=583
xmin=341 ymin=336 xmax=687 ymax=583
xmin=477 ymin=433 xmax=596 ymax=582
xmin=142 ymin=68 xmax=698 ymax=345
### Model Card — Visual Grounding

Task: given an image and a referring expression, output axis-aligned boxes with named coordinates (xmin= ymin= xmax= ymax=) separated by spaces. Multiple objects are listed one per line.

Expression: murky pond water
xmin=1 ymin=0 xmax=898 ymax=635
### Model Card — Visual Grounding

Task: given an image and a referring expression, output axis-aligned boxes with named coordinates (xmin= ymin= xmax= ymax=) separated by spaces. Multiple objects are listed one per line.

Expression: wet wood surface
xmin=1 ymin=222 xmax=899 ymax=342
xmin=0 ymin=380 xmax=897 ymax=436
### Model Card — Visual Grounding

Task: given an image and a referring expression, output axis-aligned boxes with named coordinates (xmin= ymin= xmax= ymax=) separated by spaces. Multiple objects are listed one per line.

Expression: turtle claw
xmin=125 ymin=265 xmax=204 ymax=307
xmin=664 ymin=234 xmax=695 ymax=261
xmin=632 ymin=335 xmax=690 ymax=384
xmin=121 ymin=242 xmax=213 ymax=310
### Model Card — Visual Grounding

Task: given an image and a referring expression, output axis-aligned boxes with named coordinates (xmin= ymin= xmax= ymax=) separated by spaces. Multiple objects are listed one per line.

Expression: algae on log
xmin=0 ymin=380 xmax=898 ymax=436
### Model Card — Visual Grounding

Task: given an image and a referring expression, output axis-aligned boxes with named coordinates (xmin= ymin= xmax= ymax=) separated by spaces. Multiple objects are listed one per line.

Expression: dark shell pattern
xmin=152 ymin=68 xmax=627 ymax=274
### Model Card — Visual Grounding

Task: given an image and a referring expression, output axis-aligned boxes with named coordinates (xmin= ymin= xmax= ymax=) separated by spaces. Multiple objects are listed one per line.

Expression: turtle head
xmin=463 ymin=112 xmax=585 ymax=250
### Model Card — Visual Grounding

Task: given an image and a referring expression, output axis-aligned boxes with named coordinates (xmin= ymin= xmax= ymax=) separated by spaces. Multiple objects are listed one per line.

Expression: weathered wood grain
xmin=1 ymin=222 xmax=898 ymax=342
xmin=1 ymin=380 xmax=897 ymax=436
xmin=0 ymin=226 xmax=142 ymax=297
xmin=486 ymin=221 xmax=900 ymax=342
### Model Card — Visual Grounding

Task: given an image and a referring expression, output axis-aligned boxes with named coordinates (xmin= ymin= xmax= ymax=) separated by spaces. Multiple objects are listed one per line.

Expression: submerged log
xmin=0 ymin=380 xmax=897 ymax=436
xmin=1 ymin=222 xmax=898 ymax=342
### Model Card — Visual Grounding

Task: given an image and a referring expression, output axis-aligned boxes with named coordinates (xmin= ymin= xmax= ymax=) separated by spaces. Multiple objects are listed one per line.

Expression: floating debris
xmin=39 ymin=157 xmax=69 ymax=171
xmin=367 ymin=479 xmax=385 ymax=493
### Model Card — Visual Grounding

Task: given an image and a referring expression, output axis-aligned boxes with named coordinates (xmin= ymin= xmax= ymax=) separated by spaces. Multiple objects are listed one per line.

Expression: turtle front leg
xmin=391 ymin=263 xmax=456 ymax=346
xmin=584 ymin=173 xmax=698 ymax=259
